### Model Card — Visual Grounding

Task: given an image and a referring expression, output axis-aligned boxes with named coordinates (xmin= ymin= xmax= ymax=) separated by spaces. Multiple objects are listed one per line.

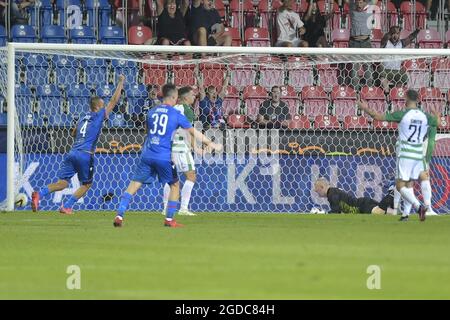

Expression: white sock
xmin=163 ymin=183 xmax=170 ymax=212
xmin=393 ymin=188 xmax=401 ymax=212
xmin=402 ymin=200 xmax=413 ymax=217
xmin=421 ymin=180 xmax=432 ymax=208
xmin=180 ymin=180 xmax=195 ymax=210
xmin=399 ymin=187 xmax=421 ymax=210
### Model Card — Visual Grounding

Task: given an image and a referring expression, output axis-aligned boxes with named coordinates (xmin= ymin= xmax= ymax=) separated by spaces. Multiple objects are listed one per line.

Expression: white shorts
xmin=172 ymin=151 xmax=195 ymax=173
xmin=396 ymin=157 xmax=426 ymax=181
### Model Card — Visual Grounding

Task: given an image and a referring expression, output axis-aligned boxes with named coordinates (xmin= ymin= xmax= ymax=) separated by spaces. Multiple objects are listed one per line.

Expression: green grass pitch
xmin=1 ymin=211 xmax=450 ymax=299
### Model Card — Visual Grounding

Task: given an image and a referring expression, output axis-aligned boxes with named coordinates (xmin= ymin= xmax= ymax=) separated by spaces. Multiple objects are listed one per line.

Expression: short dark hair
xmin=178 ymin=86 xmax=193 ymax=98
xmin=90 ymin=96 xmax=102 ymax=110
xmin=271 ymin=85 xmax=280 ymax=92
xmin=162 ymin=83 xmax=177 ymax=98
xmin=406 ymin=89 xmax=419 ymax=102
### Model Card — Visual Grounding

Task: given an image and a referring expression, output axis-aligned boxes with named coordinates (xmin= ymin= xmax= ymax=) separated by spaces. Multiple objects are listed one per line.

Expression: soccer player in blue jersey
xmin=113 ymin=84 xmax=222 ymax=228
xmin=31 ymin=75 xmax=125 ymax=214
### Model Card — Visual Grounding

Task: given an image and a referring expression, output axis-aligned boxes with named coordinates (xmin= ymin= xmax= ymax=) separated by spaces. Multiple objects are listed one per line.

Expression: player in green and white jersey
xmin=357 ymin=89 xmax=440 ymax=221
xmin=162 ymin=86 xmax=200 ymax=216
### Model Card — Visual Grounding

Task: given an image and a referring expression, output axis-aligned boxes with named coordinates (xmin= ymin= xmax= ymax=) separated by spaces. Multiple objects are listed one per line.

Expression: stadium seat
xmin=224 ymin=27 xmax=242 ymax=46
xmin=403 ymin=59 xmax=430 ymax=89
xmin=214 ymin=0 xmax=226 ymax=19
xmin=128 ymin=26 xmax=152 ymax=45
xmin=23 ymin=53 xmax=50 ymax=85
xmin=317 ymin=1 xmax=340 ymax=28
xmin=258 ymin=56 xmax=285 ymax=89
xmin=67 ymin=84 xmax=91 ymax=114
xmin=39 ymin=0 xmax=53 ymax=26
xmin=288 ymin=115 xmax=311 ymax=129
xmin=99 ymin=26 xmax=126 ymax=44
xmin=227 ymin=114 xmax=250 ymax=129
xmin=390 ymin=87 xmax=407 ymax=111
xmin=301 ymin=86 xmax=329 ymax=118
xmin=15 ymin=84 xmax=34 ymax=115
xmin=41 ymin=25 xmax=66 ymax=43
xmin=257 ymin=0 xmax=271 ymax=29
xmin=98 ymin=0 xmax=113 ymax=27
xmin=373 ymin=120 xmax=398 ymax=130
xmin=280 ymin=85 xmax=300 ymax=117
xmin=0 ymin=25 xmax=6 ymax=46
xmin=331 ymin=29 xmax=350 ymax=48
xmin=400 ymin=1 xmax=427 ymax=31
xmin=376 ymin=1 xmax=399 ymax=29
xmin=112 ymin=59 xmax=138 ymax=84
xmin=314 ymin=115 xmax=340 ymax=129
xmin=126 ymin=84 xmax=147 ymax=113
xmin=49 ymin=113 xmax=73 ymax=127
xmin=417 ymin=29 xmax=442 ymax=48
xmin=360 ymin=86 xmax=387 ymax=114
xmin=447 ymin=30 xmax=450 ymax=48
xmin=0 ymin=113 xmax=6 ymax=126
xmin=70 ymin=26 xmax=96 ymax=44
xmin=200 ymin=62 xmax=226 ymax=88
xmin=142 ymin=55 xmax=168 ymax=87
xmin=439 ymin=115 xmax=450 ymax=131
xmin=419 ymin=87 xmax=445 ymax=115
xmin=245 ymin=28 xmax=270 ymax=47
xmin=343 ymin=116 xmax=370 ymax=130
xmin=229 ymin=56 xmax=257 ymax=89
xmin=222 ymin=85 xmax=241 ymax=116
xmin=96 ymin=84 xmax=115 ymax=99
xmin=109 ymin=112 xmax=129 ymax=127
xmin=243 ymin=85 xmax=267 ymax=120
xmin=286 ymin=57 xmax=314 ymax=90
xmin=230 ymin=0 xmax=256 ymax=29
xmin=53 ymin=55 xmax=80 ymax=85
xmin=172 ymin=55 xmax=196 ymax=87
xmin=399 ymin=29 xmax=415 ymax=48
xmin=432 ymin=57 xmax=450 ymax=91
xmin=331 ymin=86 xmax=357 ymax=119
xmin=11 ymin=25 xmax=37 ymax=43
xmin=36 ymin=84 xmax=62 ymax=115
xmin=81 ymin=58 xmax=109 ymax=86
xmin=316 ymin=60 xmax=339 ymax=91
xmin=371 ymin=29 xmax=383 ymax=48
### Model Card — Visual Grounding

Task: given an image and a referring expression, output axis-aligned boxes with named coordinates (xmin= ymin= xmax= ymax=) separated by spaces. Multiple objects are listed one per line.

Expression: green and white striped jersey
xmin=172 ymin=104 xmax=195 ymax=153
xmin=385 ymin=108 xmax=438 ymax=161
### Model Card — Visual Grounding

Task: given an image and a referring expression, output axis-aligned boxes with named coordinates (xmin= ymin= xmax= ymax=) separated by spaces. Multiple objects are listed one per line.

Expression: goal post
xmin=2 ymin=43 xmax=450 ymax=213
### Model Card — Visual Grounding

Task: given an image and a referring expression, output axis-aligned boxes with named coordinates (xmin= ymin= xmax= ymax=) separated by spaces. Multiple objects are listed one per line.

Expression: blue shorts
xmin=58 ymin=150 xmax=94 ymax=185
xmin=131 ymin=156 xmax=178 ymax=185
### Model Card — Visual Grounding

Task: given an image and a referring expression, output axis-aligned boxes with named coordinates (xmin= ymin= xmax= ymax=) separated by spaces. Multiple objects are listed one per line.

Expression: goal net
xmin=1 ymin=44 xmax=449 ymax=213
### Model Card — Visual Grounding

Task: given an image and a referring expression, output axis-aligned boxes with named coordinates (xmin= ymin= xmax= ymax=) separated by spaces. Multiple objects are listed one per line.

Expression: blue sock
xmin=39 ymin=187 xmax=50 ymax=198
xmin=166 ymin=201 xmax=180 ymax=219
xmin=64 ymin=195 xmax=78 ymax=209
xmin=117 ymin=192 xmax=133 ymax=218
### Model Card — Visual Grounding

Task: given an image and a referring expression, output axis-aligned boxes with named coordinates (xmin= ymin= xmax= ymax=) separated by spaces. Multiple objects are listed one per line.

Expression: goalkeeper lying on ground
xmin=313 ymin=178 xmax=396 ymax=215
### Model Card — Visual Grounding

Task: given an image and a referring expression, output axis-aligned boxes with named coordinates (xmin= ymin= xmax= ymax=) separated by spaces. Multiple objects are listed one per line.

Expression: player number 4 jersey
xmin=385 ymin=109 xmax=438 ymax=161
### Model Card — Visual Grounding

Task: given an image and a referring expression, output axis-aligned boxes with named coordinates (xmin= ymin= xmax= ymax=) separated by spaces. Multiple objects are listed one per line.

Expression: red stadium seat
xmin=373 ymin=120 xmax=398 ymax=130
xmin=288 ymin=115 xmax=311 ymax=129
xmin=400 ymin=1 xmax=427 ymax=30
xmin=419 ymin=87 xmax=445 ymax=115
xmin=371 ymin=29 xmax=383 ymax=48
xmin=142 ymin=55 xmax=168 ymax=87
xmin=439 ymin=115 xmax=450 ymax=131
xmin=417 ymin=29 xmax=442 ymax=48
xmin=360 ymin=86 xmax=387 ymax=114
xmin=214 ymin=0 xmax=226 ymax=19
xmin=376 ymin=1 xmax=399 ymax=30
xmin=229 ymin=0 xmax=256 ymax=28
xmin=343 ymin=116 xmax=370 ymax=130
xmin=331 ymin=29 xmax=350 ymax=48
xmin=432 ymin=57 xmax=450 ymax=90
xmin=447 ymin=30 xmax=450 ymax=47
xmin=280 ymin=85 xmax=300 ymax=117
xmin=245 ymin=27 xmax=271 ymax=47
xmin=257 ymin=0 xmax=270 ymax=28
xmin=200 ymin=62 xmax=226 ymax=88
xmin=399 ymin=29 xmax=415 ymax=48
xmin=229 ymin=56 xmax=257 ymax=89
xmin=172 ymin=55 xmax=196 ymax=86
xmin=128 ymin=26 xmax=152 ymax=45
xmin=227 ymin=114 xmax=250 ymax=128
xmin=403 ymin=59 xmax=430 ymax=90
xmin=222 ymin=85 xmax=241 ymax=116
xmin=243 ymin=85 xmax=267 ymax=120
xmin=390 ymin=87 xmax=408 ymax=111
xmin=302 ymin=86 xmax=329 ymax=118
xmin=286 ymin=56 xmax=314 ymax=90
xmin=314 ymin=115 xmax=340 ymax=129
xmin=224 ymin=27 xmax=242 ymax=46
xmin=331 ymin=86 xmax=357 ymax=119
xmin=316 ymin=59 xmax=339 ymax=91
xmin=258 ymin=56 xmax=285 ymax=89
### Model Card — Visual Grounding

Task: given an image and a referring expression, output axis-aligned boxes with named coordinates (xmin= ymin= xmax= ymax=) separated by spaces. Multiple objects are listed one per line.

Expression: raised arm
xmin=196 ymin=69 xmax=206 ymax=101
xmin=402 ymin=28 xmax=420 ymax=48
xmin=105 ymin=75 xmax=125 ymax=116
xmin=357 ymin=98 xmax=386 ymax=121
xmin=218 ymin=69 xmax=231 ymax=100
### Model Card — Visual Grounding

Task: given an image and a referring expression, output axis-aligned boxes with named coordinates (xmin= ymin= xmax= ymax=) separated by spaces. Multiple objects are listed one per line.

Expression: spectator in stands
xmin=257 ymin=86 xmax=291 ymax=129
xmin=197 ymin=69 xmax=230 ymax=128
xmin=136 ymin=85 xmax=161 ymax=126
xmin=187 ymin=0 xmax=231 ymax=46
xmin=379 ymin=26 xmax=420 ymax=94
xmin=303 ymin=0 xmax=331 ymax=47
xmin=156 ymin=0 xmax=191 ymax=46
xmin=0 ymin=0 xmax=33 ymax=26
xmin=275 ymin=0 xmax=308 ymax=47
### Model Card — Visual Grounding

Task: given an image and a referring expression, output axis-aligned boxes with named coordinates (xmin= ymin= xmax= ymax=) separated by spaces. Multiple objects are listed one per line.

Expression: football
xmin=14 ymin=193 xmax=28 ymax=208
xmin=310 ymin=207 xmax=326 ymax=214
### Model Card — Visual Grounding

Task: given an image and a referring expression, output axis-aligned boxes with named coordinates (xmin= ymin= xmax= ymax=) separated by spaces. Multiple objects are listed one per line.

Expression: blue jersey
xmin=142 ymin=105 xmax=192 ymax=161
xmin=72 ymin=108 xmax=106 ymax=152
